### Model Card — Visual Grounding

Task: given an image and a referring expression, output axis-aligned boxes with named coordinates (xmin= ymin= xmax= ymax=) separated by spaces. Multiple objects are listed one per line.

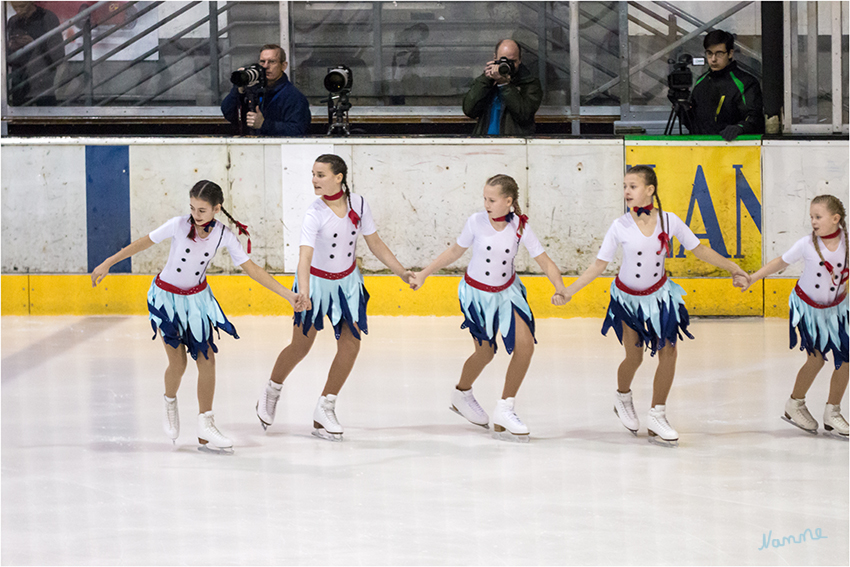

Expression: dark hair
xmin=811 ymin=195 xmax=848 ymax=281
xmin=704 ymin=30 xmax=734 ymax=52
xmin=486 ymin=174 xmax=525 ymax=235
xmin=494 ymin=38 xmax=521 ymax=59
xmin=260 ymin=43 xmax=286 ymax=64
xmin=314 ymin=154 xmax=352 ymax=210
xmin=626 ymin=165 xmax=667 ymax=241
xmin=187 ymin=180 xmax=246 ymax=241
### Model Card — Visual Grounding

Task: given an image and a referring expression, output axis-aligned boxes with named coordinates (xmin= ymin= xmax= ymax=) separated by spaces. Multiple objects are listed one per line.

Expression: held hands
xmin=408 ymin=271 xmax=425 ymax=291
xmin=293 ymin=292 xmax=311 ymax=312
xmin=401 ymin=270 xmax=415 ymax=285
xmin=551 ymin=291 xmax=570 ymax=306
xmin=731 ymin=267 xmax=751 ymax=290
xmin=246 ymin=107 xmax=265 ymax=129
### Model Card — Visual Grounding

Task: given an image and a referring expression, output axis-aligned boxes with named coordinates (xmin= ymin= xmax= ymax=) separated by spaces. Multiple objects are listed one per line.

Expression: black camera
xmin=666 ymin=53 xmax=705 ymax=98
xmin=495 ymin=56 xmax=516 ymax=78
xmin=230 ymin=63 xmax=266 ymax=88
xmin=324 ymin=65 xmax=353 ymax=93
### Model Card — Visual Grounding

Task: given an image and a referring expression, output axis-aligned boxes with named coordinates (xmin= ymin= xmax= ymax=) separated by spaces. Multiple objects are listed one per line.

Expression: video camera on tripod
xmin=664 ymin=53 xmax=705 ymax=135
xmin=322 ymin=65 xmax=353 ymax=137
xmin=230 ymin=63 xmax=267 ymax=135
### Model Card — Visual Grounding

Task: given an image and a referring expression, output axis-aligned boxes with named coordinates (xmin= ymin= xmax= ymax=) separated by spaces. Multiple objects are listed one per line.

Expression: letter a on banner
xmin=678 ymin=165 xmax=729 ymax=258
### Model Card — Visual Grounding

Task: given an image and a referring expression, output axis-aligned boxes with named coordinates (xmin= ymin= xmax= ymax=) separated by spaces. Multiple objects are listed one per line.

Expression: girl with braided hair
xmin=409 ymin=174 xmax=569 ymax=442
xmin=743 ymin=195 xmax=848 ymax=439
xmin=91 ymin=180 xmax=303 ymax=453
xmin=255 ymin=154 xmax=412 ymax=441
xmin=560 ymin=166 xmax=748 ymax=446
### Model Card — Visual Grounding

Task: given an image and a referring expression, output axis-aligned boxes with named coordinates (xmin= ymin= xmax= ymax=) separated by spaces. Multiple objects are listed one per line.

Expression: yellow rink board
xmin=3 ymin=274 xmax=768 ymax=317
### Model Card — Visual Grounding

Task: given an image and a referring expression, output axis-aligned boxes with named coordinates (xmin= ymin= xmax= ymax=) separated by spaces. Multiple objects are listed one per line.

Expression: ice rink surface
xmin=2 ymin=315 xmax=847 ymax=565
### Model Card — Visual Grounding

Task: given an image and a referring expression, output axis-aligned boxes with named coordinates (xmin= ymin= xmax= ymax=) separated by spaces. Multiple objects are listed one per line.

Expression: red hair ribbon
xmin=634 ymin=203 xmax=654 ymax=216
xmin=658 ymin=232 xmax=670 ymax=257
xmin=515 ymin=214 xmax=529 ymax=239
xmin=324 ymin=190 xmax=345 ymax=201
xmin=841 ymin=268 xmax=849 ymax=286
xmin=348 ymin=210 xmax=361 ymax=228
xmin=234 ymin=221 xmax=252 ymax=254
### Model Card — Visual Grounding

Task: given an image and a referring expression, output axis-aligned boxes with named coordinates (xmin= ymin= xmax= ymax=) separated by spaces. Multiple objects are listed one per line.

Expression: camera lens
xmin=324 ymin=66 xmax=352 ymax=93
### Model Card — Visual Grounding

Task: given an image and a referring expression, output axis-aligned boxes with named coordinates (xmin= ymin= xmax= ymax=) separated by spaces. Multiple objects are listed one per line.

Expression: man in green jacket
xmin=462 ymin=39 xmax=543 ymax=136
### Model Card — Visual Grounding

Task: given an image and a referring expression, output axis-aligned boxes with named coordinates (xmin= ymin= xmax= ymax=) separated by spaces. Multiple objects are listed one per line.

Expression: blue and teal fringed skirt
xmin=601 ymin=277 xmax=693 ymax=356
xmin=293 ymin=267 xmax=369 ymax=340
xmin=789 ymin=286 xmax=848 ymax=370
xmin=147 ymin=279 xmax=238 ymax=361
xmin=458 ymin=276 xmax=536 ymax=354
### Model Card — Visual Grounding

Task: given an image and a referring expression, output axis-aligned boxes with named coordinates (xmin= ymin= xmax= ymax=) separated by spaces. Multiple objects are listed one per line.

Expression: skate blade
xmin=197 ymin=444 xmax=234 ymax=455
xmin=822 ymin=428 xmax=849 ymax=441
xmin=311 ymin=429 xmax=343 ymax=442
xmin=449 ymin=405 xmax=490 ymax=429
xmin=781 ymin=414 xmax=818 ymax=434
xmin=647 ymin=431 xmax=678 ymax=448
xmin=492 ymin=430 xmax=530 ymax=443
xmin=613 ymin=407 xmax=638 ymax=436
xmin=255 ymin=402 xmax=271 ymax=431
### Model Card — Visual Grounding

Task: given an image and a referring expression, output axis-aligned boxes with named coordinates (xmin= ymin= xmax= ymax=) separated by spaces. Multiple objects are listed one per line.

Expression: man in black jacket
xmin=687 ymin=30 xmax=764 ymax=140
xmin=6 ymin=1 xmax=64 ymax=106
xmin=462 ymin=39 xmax=543 ymax=136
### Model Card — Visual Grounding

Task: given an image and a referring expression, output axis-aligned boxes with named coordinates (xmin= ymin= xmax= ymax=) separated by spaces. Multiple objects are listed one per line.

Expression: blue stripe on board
xmin=86 ymin=146 xmax=131 ymax=273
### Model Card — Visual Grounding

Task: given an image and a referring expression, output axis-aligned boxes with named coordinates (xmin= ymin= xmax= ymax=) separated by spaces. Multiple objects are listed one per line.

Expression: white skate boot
xmin=647 ymin=405 xmax=678 ymax=447
xmin=781 ymin=397 xmax=818 ymax=434
xmin=256 ymin=380 xmax=282 ymax=430
xmin=197 ymin=411 xmax=233 ymax=454
xmin=163 ymin=395 xmax=179 ymax=443
xmin=613 ymin=390 xmax=639 ymax=436
xmin=312 ymin=394 xmax=343 ymax=441
xmin=450 ymin=387 xmax=489 ymax=429
xmin=823 ymin=404 xmax=849 ymax=441
xmin=492 ymin=397 xmax=530 ymax=443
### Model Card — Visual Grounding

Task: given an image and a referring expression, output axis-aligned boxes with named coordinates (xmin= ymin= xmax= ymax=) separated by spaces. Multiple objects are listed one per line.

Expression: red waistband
xmin=155 ymin=274 xmax=208 ymax=295
xmin=794 ymin=283 xmax=847 ymax=309
xmin=615 ymin=275 xmax=668 ymax=296
xmin=310 ymin=261 xmax=356 ymax=280
xmin=464 ymin=271 xmax=516 ymax=293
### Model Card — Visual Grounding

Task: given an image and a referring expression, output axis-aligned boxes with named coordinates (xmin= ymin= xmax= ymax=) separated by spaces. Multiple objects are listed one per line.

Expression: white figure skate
xmin=613 ymin=390 xmax=639 ymax=436
xmin=781 ymin=397 xmax=818 ymax=434
xmin=312 ymin=394 xmax=343 ymax=441
xmin=492 ymin=397 xmax=530 ymax=443
xmin=450 ymin=387 xmax=489 ymax=429
xmin=823 ymin=404 xmax=849 ymax=441
xmin=163 ymin=395 xmax=179 ymax=443
xmin=647 ymin=405 xmax=678 ymax=447
xmin=256 ymin=380 xmax=282 ymax=431
xmin=197 ymin=411 xmax=234 ymax=454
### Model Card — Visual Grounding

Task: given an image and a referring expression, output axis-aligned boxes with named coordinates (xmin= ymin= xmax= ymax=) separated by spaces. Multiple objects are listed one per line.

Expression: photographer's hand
xmin=484 ymin=61 xmax=510 ymax=85
xmin=246 ymin=108 xmax=265 ymax=129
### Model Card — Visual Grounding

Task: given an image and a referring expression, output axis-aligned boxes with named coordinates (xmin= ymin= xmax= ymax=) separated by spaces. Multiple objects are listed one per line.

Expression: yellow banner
xmin=625 ymin=145 xmax=762 ymax=276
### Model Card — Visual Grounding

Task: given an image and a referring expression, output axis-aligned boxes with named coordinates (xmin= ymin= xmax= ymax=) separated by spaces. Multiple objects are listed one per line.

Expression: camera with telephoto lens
xmin=230 ymin=63 xmax=266 ymax=88
xmin=495 ymin=56 xmax=516 ymax=78
xmin=324 ymin=65 xmax=353 ymax=93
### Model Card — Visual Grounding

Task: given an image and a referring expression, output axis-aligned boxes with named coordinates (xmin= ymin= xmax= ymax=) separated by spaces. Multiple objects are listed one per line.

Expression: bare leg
xmin=196 ymin=347 xmax=216 ymax=414
xmin=651 ymin=343 xmax=678 ymax=407
xmin=502 ymin=313 xmax=534 ymax=399
xmin=162 ymin=339 xmax=187 ymax=398
xmin=617 ymin=326 xmax=644 ymax=393
xmin=791 ymin=351 xmax=826 ymax=400
xmin=321 ymin=323 xmax=362 ymax=397
xmin=457 ymin=338 xmax=495 ymax=391
xmin=827 ymin=362 xmax=848 ymax=405
xmin=269 ymin=324 xmax=318 ymax=385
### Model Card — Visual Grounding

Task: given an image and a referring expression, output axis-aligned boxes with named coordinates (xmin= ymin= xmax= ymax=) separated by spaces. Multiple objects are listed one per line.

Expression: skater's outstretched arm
xmin=741 ymin=256 xmax=789 ymax=292
xmin=296 ymin=245 xmax=314 ymax=311
xmin=239 ymin=259 xmax=305 ymax=311
xmin=410 ymin=243 xmax=467 ymax=290
xmin=689 ymin=244 xmax=749 ymax=287
xmin=560 ymin=258 xmax=609 ymax=303
xmin=362 ymin=232 xmax=413 ymax=284
xmin=91 ymin=235 xmax=156 ymax=286
xmin=532 ymin=252 xmax=569 ymax=305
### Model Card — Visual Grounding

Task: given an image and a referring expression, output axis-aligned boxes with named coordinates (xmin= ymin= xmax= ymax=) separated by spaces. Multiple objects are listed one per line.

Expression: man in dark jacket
xmin=462 ymin=39 xmax=543 ymax=136
xmin=687 ymin=30 xmax=764 ymax=140
xmin=6 ymin=1 xmax=64 ymax=106
xmin=221 ymin=44 xmax=311 ymax=136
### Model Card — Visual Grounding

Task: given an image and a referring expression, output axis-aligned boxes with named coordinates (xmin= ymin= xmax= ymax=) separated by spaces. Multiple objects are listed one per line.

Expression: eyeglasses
xmin=704 ymin=50 xmax=729 ymax=59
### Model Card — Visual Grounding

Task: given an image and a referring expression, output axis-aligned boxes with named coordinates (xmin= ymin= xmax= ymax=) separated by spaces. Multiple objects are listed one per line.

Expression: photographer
xmin=462 ymin=39 xmax=543 ymax=136
xmin=221 ymin=44 xmax=311 ymax=136
xmin=687 ymin=30 xmax=764 ymax=140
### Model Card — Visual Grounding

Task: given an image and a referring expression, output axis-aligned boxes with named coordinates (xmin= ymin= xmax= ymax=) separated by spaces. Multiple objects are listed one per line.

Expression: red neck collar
xmin=822 ymin=228 xmax=842 ymax=240
xmin=323 ymin=190 xmax=345 ymax=201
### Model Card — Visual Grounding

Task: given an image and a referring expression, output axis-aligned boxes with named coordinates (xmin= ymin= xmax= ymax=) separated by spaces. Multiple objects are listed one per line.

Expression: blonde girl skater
xmin=92 ymin=180 xmax=303 ymax=453
xmin=560 ymin=165 xmax=748 ymax=447
xmin=410 ymin=174 xmax=568 ymax=442
xmin=743 ymin=195 xmax=847 ymax=440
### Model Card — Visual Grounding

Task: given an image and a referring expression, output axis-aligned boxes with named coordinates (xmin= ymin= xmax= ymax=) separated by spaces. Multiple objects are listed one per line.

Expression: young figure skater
xmin=560 ymin=165 xmax=748 ymax=447
xmin=92 ymin=180 xmax=302 ymax=453
xmin=743 ymin=195 xmax=848 ymax=439
xmin=409 ymin=174 xmax=568 ymax=442
xmin=256 ymin=154 xmax=411 ymax=441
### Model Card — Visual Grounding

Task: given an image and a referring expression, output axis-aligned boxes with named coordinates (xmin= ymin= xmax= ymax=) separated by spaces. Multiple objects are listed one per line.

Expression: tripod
xmin=326 ymin=90 xmax=352 ymax=136
xmin=664 ymin=91 xmax=690 ymax=136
